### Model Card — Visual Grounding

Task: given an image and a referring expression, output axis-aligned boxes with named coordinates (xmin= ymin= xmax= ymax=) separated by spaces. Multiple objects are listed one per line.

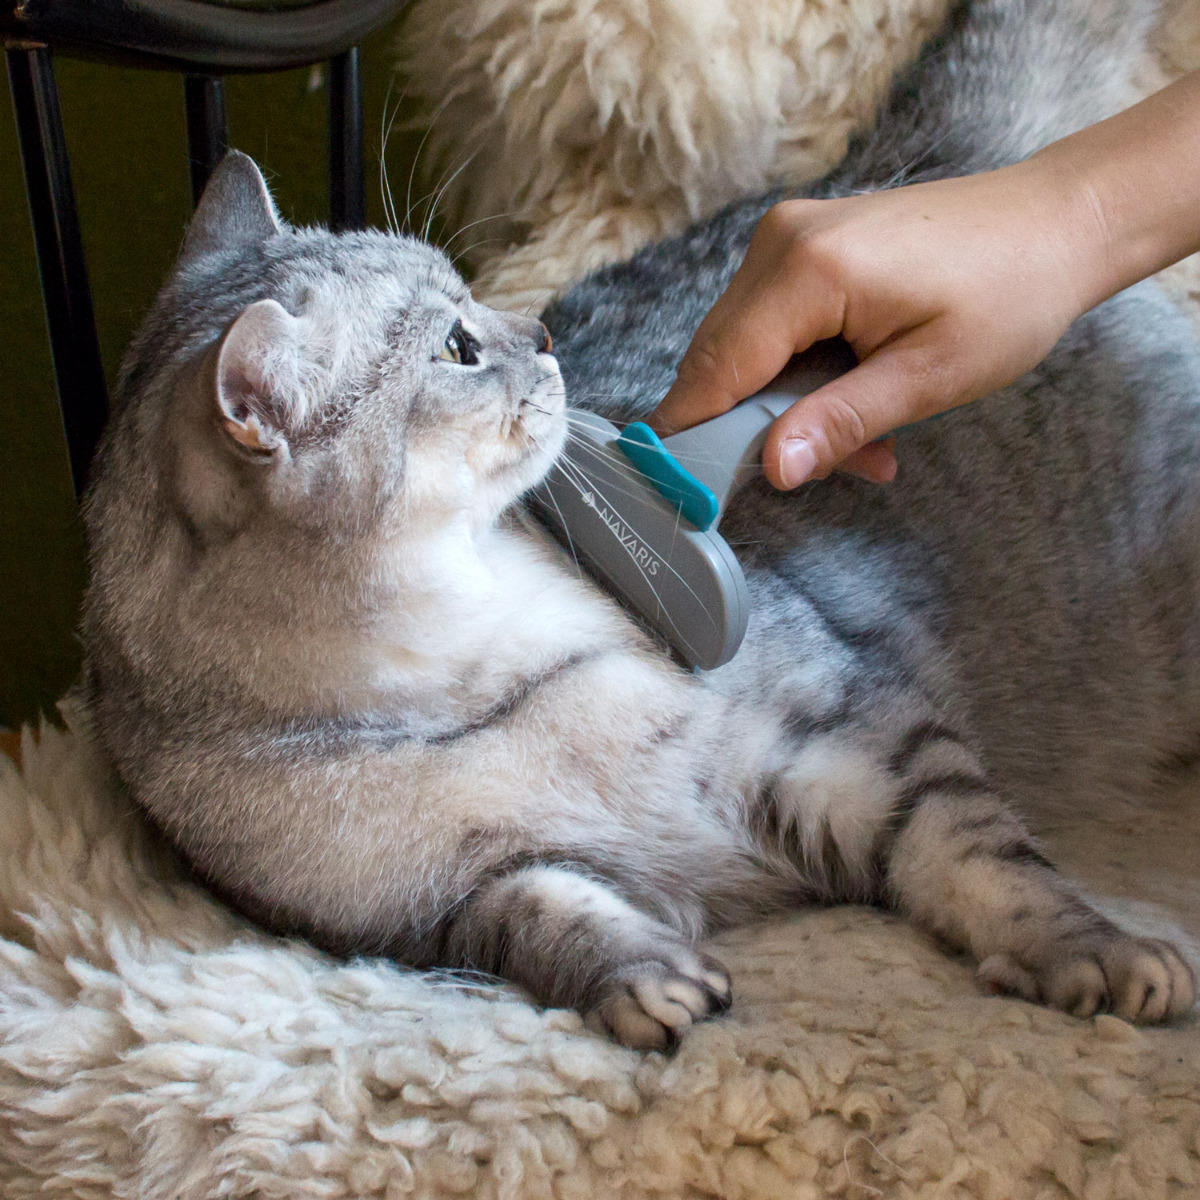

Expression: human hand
xmin=650 ymin=156 xmax=1103 ymax=488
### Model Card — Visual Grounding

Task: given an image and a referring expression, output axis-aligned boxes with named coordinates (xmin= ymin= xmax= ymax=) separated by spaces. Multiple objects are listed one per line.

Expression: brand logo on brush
xmin=582 ymin=492 xmax=661 ymax=577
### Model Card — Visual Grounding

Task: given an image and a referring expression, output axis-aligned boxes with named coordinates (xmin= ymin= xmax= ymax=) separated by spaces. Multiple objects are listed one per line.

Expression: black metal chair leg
xmin=6 ymin=46 xmax=108 ymax=498
xmin=184 ymin=74 xmax=228 ymax=206
xmin=328 ymin=47 xmax=365 ymax=231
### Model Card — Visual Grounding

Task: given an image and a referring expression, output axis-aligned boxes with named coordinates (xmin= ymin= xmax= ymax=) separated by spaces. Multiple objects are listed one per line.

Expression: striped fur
xmin=85 ymin=0 xmax=1196 ymax=1049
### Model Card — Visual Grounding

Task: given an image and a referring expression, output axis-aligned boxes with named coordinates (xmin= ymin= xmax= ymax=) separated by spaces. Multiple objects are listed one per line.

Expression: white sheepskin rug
xmin=3 ymin=705 xmax=1198 ymax=1199
xmin=396 ymin=0 xmax=954 ymax=314
xmin=6 ymin=3 xmax=1200 ymax=1197
xmin=396 ymin=0 xmax=1200 ymax=319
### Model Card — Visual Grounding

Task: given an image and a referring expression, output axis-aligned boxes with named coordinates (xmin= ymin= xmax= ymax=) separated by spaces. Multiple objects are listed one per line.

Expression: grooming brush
xmin=529 ymin=338 xmax=858 ymax=670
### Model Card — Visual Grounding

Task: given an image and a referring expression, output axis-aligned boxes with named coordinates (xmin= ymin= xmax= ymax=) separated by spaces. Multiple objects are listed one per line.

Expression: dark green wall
xmin=1 ymin=27 xmax=437 ymax=727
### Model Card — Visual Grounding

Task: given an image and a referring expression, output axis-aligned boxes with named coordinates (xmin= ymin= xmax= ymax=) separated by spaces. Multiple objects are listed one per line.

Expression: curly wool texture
xmin=395 ymin=0 xmax=954 ymax=313
xmin=6 ymin=5 xmax=1200 ymax=1195
xmin=397 ymin=0 xmax=1200 ymax=321
xmin=0 ymin=708 xmax=1198 ymax=1198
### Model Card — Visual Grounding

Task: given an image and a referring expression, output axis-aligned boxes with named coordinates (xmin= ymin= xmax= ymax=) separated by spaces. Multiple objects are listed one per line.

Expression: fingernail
xmin=779 ymin=438 xmax=817 ymax=489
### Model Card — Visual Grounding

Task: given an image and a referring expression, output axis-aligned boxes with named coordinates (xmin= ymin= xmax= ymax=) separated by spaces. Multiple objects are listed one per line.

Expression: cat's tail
xmin=835 ymin=0 xmax=1161 ymax=189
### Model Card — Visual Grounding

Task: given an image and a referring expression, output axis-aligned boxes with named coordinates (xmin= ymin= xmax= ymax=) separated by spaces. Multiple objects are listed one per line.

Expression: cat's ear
xmin=213 ymin=299 xmax=303 ymax=458
xmin=183 ymin=151 xmax=282 ymax=259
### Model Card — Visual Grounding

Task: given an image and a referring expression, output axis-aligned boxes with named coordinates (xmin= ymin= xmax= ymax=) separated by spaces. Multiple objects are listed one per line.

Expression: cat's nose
xmin=503 ymin=311 xmax=553 ymax=353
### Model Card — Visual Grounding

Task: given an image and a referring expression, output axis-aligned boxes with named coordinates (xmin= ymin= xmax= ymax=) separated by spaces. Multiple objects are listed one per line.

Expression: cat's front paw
xmin=586 ymin=948 xmax=732 ymax=1050
xmin=979 ymin=934 xmax=1195 ymax=1024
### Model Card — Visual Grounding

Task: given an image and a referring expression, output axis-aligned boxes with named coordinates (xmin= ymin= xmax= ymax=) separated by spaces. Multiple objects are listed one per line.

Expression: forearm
xmin=653 ymin=69 xmax=1200 ymax=487
xmin=1037 ymin=69 xmax=1200 ymax=314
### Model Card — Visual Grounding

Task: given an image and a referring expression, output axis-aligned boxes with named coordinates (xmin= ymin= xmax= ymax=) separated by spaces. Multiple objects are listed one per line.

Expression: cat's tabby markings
xmin=85 ymin=0 xmax=1195 ymax=1048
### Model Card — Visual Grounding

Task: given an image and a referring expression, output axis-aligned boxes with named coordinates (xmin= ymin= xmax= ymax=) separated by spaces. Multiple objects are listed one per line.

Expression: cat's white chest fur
xmin=358 ymin=514 xmax=650 ymax=722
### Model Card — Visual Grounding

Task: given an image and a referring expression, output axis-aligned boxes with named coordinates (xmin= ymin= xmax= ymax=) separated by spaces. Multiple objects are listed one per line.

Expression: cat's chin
xmin=506 ymin=428 xmax=567 ymax=498
xmin=477 ymin=412 xmax=566 ymax=518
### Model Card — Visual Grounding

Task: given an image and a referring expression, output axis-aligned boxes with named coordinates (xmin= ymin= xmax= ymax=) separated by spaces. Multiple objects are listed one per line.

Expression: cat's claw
xmin=978 ymin=935 xmax=1196 ymax=1024
xmin=587 ymin=950 xmax=732 ymax=1050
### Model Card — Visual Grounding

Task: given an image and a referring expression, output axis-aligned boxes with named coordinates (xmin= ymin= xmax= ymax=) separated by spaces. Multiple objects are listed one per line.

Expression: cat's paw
xmin=978 ymin=934 xmax=1195 ymax=1024
xmin=586 ymin=948 xmax=732 ymax=1050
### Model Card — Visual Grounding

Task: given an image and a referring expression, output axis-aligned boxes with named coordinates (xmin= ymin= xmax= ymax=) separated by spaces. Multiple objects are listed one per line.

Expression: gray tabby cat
xmin=84 ymin=0 xmax=1196 ymax=1049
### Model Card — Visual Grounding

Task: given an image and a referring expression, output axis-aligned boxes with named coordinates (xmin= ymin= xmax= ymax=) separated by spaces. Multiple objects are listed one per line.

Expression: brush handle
xmin=661 ymin=337 xmax=857 ymax=523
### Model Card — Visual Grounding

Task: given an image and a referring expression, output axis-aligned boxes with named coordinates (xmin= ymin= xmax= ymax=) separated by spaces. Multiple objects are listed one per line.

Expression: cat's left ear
xmin=213 ymin=299 xmax=304 ymax=459
xmin=183 ymin=151 xmax=282 ymax=260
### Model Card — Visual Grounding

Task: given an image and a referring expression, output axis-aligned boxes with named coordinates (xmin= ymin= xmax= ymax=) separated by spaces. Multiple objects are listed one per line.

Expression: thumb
xmin=761 ymin=335 xmax=955 ymax=489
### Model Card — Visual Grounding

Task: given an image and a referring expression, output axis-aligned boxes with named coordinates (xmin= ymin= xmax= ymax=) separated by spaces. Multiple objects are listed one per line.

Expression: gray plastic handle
xmin=661 ymin=338 xmax=856 ymax=523
xmin=526 ymin=340 xmax=856 ymax=671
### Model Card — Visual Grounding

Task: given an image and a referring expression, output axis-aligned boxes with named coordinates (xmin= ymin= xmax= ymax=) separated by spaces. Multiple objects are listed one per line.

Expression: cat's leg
xmin=765 ymin=719 xmax=1194 ymax=1022
xmin=877 ymin=727 xmax=1196 ymax=1023
xmin=437 ymin=863 xmax=731 ymax=1049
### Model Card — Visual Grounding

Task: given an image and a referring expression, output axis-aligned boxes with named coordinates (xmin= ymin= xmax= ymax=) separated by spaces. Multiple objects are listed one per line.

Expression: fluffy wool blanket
xmin=3 ymin=707 xmax=1198 ymax=1199
xmin=396 ymin=0 xmax=1200 ymax=317
xmin=4 ymin=2 xmax=1200 ymax=1197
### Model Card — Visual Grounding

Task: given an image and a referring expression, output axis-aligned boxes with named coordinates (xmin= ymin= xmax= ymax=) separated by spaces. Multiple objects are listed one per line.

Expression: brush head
xmin=528 ymin=409 xmax=749 ymax=671
xmin=527 ymin=342 xmax=860 ymax=669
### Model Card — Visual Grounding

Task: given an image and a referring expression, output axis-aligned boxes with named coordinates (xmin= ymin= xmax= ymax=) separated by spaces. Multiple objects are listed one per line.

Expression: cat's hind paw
xmin=978 ymin=934 xmax=1196 ymax=1024
xmin=586 ymin=950 xmax=732 ymax=1050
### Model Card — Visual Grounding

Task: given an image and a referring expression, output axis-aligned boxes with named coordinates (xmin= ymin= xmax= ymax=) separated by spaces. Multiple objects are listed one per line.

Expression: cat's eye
xmin=437 ymin=320 xmax=479 ymax=366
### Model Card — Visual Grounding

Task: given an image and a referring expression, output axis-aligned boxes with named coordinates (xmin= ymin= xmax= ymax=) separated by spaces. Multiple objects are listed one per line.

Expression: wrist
xmin=1026 ymin=70 xmax=1200 ymax=312
xmin=1017 ymin=148 xmax=1116 ymax=322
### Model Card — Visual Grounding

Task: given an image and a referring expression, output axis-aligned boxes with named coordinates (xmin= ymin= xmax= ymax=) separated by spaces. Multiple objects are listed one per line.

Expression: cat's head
xmin=122 ymin=152 xmax=564 ymax=549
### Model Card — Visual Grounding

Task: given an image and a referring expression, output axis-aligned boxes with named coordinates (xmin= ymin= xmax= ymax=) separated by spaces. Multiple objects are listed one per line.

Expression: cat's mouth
xmin=504 ymin=397 xmax=567 ymax=473
xmin=482 ymin=362 xmax=568 ymax=497
xmin=514 ymin=358 xmax=566 ymax=448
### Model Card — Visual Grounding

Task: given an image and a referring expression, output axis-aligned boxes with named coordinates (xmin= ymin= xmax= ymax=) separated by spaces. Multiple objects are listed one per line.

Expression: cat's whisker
xmin=405 ymin=173 xmax=458 ymax=242
xmin=550 ymin=453 xmax=677 ymax=608
xmin=378 ymin=75 xmax=410 ymax=236
xmin=556 ymin=450 xmax=724 ymax=627
xmin=442 ymin=208 xmax=525 ymax=256
xmin=555 ymin=451 xmax=681 ymax=546
xmin=562 ymin=435 xmax=670 ymax=499
xmin=563 ymin=429 xmax=680 ymax=491
xmin=561 ymin=426 xmax=725 ymax=507
xmin=852 ymin=128 xmax=952 ymax=196
xmin=404 ymin=91 xmax=456 ymax=237
xmin=519 ymin=431 xmax=586 ymax=581
xmin=550 ymin=451 xmax=721 ymax=636
xmin=449 ymin=237 xmax=508 ymax=268
xmin=670 ymin=448 xmax=769 ymax=478
xmin=420 ymin=148 xmax=481 ymax=245
xmin=560 ymin=390 xmax=647 ymax=408
xmin=563 ymin=413 xmax=771 ymax=489
xmin=378 ymin=80 xmax=395 ymax=233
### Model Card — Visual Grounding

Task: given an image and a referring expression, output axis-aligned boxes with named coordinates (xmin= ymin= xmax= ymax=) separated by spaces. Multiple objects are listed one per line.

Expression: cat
xmin=83 ymin=0 xmax=1196 ymax=1050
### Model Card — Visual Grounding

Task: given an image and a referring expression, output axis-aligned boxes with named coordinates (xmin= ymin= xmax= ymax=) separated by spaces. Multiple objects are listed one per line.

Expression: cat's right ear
xmin=213 ymin=299 xmax=304 ymax=460
xmin=182 ymin=151 xmax=282 ymax=260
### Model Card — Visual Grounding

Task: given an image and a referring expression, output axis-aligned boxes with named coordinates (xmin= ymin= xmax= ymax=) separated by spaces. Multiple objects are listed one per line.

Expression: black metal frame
xmin=183 ymin=72 xmax=227 ymax=205
xmin=6 ymin=45 xmax=106 ymax=496
xmin=4 ymin=0 xmax=401 ymax=495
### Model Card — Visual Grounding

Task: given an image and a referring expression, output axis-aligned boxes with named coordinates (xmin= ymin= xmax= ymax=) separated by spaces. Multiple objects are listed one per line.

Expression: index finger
xmin=650 ymin=219 xmax=843 ymax=434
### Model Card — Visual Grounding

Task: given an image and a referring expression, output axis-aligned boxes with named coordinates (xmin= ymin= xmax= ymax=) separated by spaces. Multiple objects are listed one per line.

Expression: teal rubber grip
xmin=616 ymin=422 xmax=721 ymax=531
